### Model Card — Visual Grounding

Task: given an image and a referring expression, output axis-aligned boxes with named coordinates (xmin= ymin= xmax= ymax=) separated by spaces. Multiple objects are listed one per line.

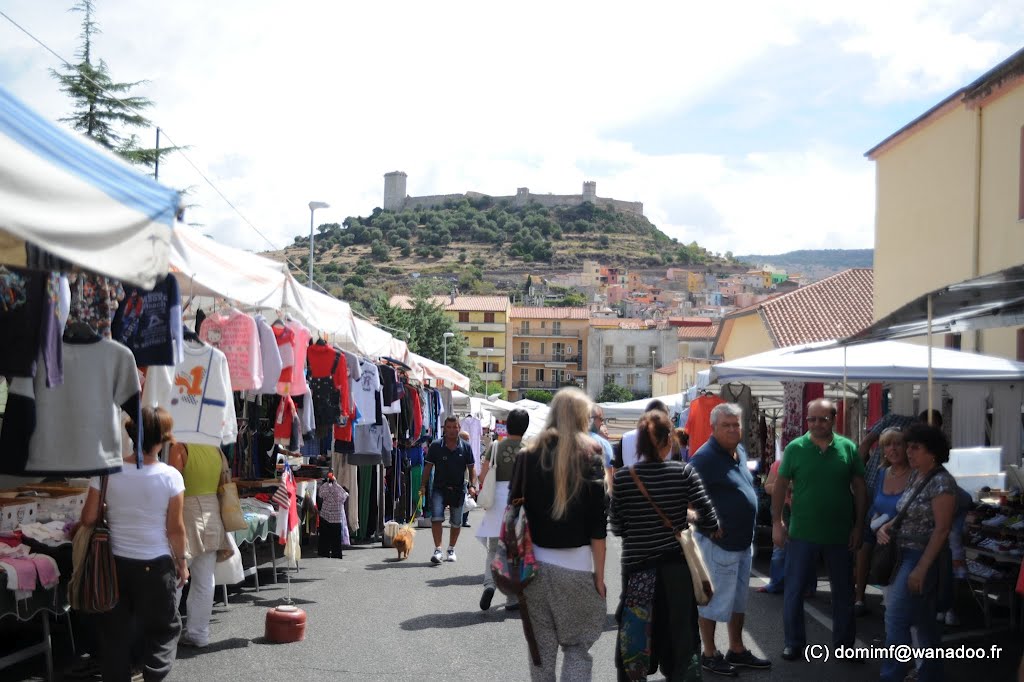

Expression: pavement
xmin=5 ymin=511 xmax=1023 ymax=680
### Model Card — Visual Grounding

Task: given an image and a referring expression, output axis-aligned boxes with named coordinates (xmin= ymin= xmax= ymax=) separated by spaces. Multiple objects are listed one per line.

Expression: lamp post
xmin=308 ymin=201 xmax=329 ymax=286
xmin=442 ymin=332 xmax=455 ymax=366
xmin=651 ymin=348 xmax=657 ymax=395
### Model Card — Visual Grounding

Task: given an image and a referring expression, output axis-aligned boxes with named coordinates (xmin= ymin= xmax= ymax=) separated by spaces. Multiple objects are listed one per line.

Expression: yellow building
xmin=389 ymin=295 xmax=510 ymax=387
xmin=687 ymin=271 xmax=703 ymax=294
xmin=713 ymin=269 xmax=874 ymax=360
xmin=506 ymin=307 xmax=590 ymax=400
xmin=866 ymin=47 xmax=1024 ymax=359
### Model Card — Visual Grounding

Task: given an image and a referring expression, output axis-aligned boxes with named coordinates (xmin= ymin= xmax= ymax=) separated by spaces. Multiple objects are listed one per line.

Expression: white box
xmin=948 ymin=447 xmax=1002 ymax=476
xmin=953 ymin=473 xmax=1005 ymax=498
xmin=0 ymin=499 xmax=37 ymax=532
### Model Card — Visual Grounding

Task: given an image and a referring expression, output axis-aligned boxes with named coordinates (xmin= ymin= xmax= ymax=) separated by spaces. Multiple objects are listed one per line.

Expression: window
xmin=539 ymin=342 xmax=546 ymax=355
xmin=536 ymin=368 xmax=545 ymax=382
xmin=552 ymin=321 xmax=562 ymax=335
xmin=520 ymin=368 xmax=529 ymax=383
xmin=626 ymin=373 xmax=636 ymax=388
xmin=604 ymin=373 xmax=616 ymax=387
xmin=541 ymin=321 xmax=546 ymax=329
xmin=458 ymin=312 xmax=469 ymax=323
xmin=944 ymin=333 xmax=961 ymax=350
xmin=483 ymin=362 xmax=498 ymax=373
xmin=604 ymin=345 xmax=614 ymax=364
xmin=626 ymin=345 xmax=635 ymax=364
xmin=519 ymin=341 xmax=529 ymax=358
xmin=483 ymin=337 xmax=495 ymax=348
xmin=484 ymin=312 xmax=495 ymax=323
xmin=520 ymin=321 xmax=530 ymax=335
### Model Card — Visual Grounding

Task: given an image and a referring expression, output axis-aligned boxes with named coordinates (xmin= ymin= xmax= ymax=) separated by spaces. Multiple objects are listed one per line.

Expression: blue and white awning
xmin=0 ymin=85 xmax=179 ymax=288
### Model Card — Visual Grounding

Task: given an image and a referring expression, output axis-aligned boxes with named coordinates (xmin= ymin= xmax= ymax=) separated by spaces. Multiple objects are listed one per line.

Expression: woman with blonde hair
xmin=515 ymin=387 xmax=608 ymax=681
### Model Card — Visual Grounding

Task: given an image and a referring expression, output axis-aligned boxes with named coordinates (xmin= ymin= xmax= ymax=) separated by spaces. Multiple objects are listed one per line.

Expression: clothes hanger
xmin=182 ymin=325 xmax=202 ymax=343
xmin=63 ymin=320 xmax=99 ymax=342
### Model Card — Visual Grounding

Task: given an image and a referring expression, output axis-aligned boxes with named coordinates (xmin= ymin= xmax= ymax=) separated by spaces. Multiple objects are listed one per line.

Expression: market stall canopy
xmin=288 ymin=284 xmax=358 ymax=351
xmin=408 ymin=353 xmax=470 ymax=392
xmin=841 ymin=264 xmax=1024 ymax=344
xmin=0 ymin=86 xmax=180 ymax=288
xmin=170 ymin=224 xmax=306 ymax=311
xmin=598 ymin=393 xmax=688 ymax=422
xmin=709 ymin=340 xmax=1024 ymax=384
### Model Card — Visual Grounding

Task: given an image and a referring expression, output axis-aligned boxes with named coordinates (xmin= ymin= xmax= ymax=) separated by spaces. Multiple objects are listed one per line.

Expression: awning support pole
xmin=927 ymin=294 xmax=934 ymax=424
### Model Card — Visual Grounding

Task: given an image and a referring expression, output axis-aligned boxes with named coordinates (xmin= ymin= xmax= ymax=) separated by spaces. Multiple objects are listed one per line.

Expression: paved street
xmin=6 ymin=511 xmax=1022 ymax=680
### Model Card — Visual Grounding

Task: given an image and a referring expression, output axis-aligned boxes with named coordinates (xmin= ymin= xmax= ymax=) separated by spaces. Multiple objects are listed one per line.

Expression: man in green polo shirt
xmin=771 ymin=398 xmax=867 ymax=662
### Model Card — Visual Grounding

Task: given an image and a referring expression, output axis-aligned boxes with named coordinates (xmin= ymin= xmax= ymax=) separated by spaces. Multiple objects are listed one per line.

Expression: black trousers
xmin=98 ymin=555 xmax=181 ymax=682
xmin=318 ymin=519 xmax=343 ymax=558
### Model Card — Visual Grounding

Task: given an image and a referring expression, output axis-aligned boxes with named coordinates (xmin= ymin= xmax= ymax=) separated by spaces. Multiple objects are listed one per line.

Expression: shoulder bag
xmin=868 ymin=466 xmax=943 ymax=586
xmin=218 ymin=449 xmax=247 ymax=532
xmin=629 ymin=466 xmax=714 ymax=606
xmin=491 ymin=452 xmax=542 ymax=666
xmin=70 ymin=476 xmax=119 ymax=613
xmin=477 ymin=441 xmax=499 ymax=510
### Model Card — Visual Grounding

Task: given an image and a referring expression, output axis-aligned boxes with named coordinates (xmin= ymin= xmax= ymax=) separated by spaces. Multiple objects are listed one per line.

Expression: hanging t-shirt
xmin=462 ymin=416 xmax=483 ymax=471
xmin=111 ymin=273 xmax=183 ymax=367
xmin=146 ymin=342 xmax=238 ymax=447
xmin=199 ymin=309 xmax=262 ymax=391
xmin=353 ymin=359 xmax=382 ymax=425
xmin=274 ymin=394 xmax=302 ymax=450
xmin=685 ymin=394 xmax=726 ymax=453
xmin=273 ymin=324 xmax=295 ymax=394
xmin=286 ymin=320 xmax=312 ymax=398
xmin=253 ymin=315 xmax=283 ymax=395
xmin=307 ymin=344 xmax=349 ymax=438
xmin=0 ymin=267 xmax=49 ymax=380
xmin=67 ymin=274 xmax=124 ymax=338
xmin=20 ymin=338 xmax=140 ymax=476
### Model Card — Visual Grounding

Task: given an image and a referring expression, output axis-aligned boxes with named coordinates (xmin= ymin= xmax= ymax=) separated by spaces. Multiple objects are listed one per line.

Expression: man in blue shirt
xmin=690 ymin=403 xmax=771 ymax=676
xmin=420 ymin=417 xmax=478 ymax=564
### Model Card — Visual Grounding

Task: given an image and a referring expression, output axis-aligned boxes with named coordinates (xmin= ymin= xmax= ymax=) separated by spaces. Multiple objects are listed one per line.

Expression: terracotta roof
xmin=654 ymin=364 xmax=678 ymax=376
xmin=723 ymin=268 xmax=873 ymax=347
xmin=677 ymin=323 xmax=720 ymax=340
xmin=389 ymin=295 xmax=510 ymax=312
xmin=510 ymin=306 xmax=590 ymax=320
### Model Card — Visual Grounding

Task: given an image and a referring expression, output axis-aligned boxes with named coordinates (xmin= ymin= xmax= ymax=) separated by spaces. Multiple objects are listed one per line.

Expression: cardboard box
xmin=17 ymin=487 xmax=88 ymax=522
xmin=0 ymin=498 xmax=38 ymax=531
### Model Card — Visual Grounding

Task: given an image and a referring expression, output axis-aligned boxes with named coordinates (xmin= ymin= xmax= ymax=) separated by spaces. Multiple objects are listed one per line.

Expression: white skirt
xmin=475 ymin=481 xmax=511 ymax=542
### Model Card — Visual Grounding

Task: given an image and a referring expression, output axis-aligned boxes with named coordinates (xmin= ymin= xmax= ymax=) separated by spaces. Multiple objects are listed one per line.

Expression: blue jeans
xmin=766 ymin=544 xmax=817 ymax=593
xmin=880 ymin=548 xmax=941 ymax=682
xmin=783 ymin=538 xmax=855 ymax=649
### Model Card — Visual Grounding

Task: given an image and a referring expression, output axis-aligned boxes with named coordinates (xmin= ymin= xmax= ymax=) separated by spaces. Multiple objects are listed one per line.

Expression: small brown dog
xmin=393 ymin=526 xmax=415 ymax=560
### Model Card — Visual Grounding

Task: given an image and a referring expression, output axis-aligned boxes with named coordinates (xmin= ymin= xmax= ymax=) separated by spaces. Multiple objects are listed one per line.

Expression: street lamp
xmin=308 ymin=201 xmax=329 ymax=286
xmin=651 ymin=349 xmax=657 ymax=395
xmin=442 ymin=332 xmax=455 ymax=366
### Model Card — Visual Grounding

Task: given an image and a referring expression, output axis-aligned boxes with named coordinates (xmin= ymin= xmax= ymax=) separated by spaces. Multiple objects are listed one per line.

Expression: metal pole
xmin=927 ymin=294 xmax=934 ymax=423
xmin=154 ymin=127 xmax=160 ymax=181
xmin=309 ymin=207 xmax=315 ymax=286
xmin=443 ymin=336 xmax=448 ymax=366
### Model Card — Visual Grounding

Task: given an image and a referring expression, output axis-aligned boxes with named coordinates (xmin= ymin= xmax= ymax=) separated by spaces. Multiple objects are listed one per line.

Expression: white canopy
xmin=288 ymin=284 xmax=359 ymax=351
xmin=598 ymin=393 xmax=688 ymax=423
xmin=0 ymin=86 xmax=179 ymax=288
xmin=709 ymin=340 xmax=1024 ymax=384
xmin=409 ymin=353 xmax=470 ymax=392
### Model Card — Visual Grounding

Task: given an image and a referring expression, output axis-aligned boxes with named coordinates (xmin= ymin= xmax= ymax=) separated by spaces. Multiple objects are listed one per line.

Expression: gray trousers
xmin=483 ymin=538 xmax=518 ymax=605
xmin=523 ymin=561 xmax=606 ymax=681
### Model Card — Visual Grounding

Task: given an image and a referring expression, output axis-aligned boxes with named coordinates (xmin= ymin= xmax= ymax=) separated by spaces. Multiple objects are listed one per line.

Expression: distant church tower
xmin=383 ymin=171 xmax=407 ymax=211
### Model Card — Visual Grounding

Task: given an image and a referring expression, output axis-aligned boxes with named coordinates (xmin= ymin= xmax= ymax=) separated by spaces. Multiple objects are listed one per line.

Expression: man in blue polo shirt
xmin=690 ymin=403 xmax=771 ymax=676
xmin=420 ymin=417 xmax=478 ymax=564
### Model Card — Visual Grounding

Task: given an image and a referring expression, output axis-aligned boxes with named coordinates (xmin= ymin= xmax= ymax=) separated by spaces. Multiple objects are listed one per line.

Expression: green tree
xmin=370 ymin=240 xmax=390 ymax=261
xmin=523 ymin=389 xmax=554 ymax=404
xmin=597 ymin=382 xmax=634 ymax=403
xmin=50 ymin=0 xmax=179 ymax=170
xmin=555 ymin=291 xmax=587 ymax=307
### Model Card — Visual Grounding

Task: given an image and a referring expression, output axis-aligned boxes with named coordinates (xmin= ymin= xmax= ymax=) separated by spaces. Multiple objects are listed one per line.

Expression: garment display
xmin=272 ymin=323 xmax=295 ymax=394
xmin=991 ymin=384 xmax=1024 ymax=469
xmin=285 ymin=320 xmax=312 ymax=397
xmin=111 ymin=273 xmax=183 ymax=367
xmin=0 ymin=267 xmax=62 ymax=385
xmin=462 ymin=416 xmax=483 ymax=471
xmin=781 ymin=381 xmax=804 ymax=449
xmin=353 ymin=358 xmax=382 ymax=425
xmin=67 ymin=273 xmax=124 ymax=338
xmin=720 ymin=383 xmax=760 ymax=459
xmin=685 ymin=394 xmax=725 ymax=453
xmin=274 ymin=394 xmax=302 ymax=450
xmin=307 ymin=343 xmax=349 ymax=439
xmin=14 ymin=338 xmax=140 ymax=476
xmin=198 ymin=308 xmax=262 ymax=391
xmin=252 ymin=315 xmax=283 ymax=395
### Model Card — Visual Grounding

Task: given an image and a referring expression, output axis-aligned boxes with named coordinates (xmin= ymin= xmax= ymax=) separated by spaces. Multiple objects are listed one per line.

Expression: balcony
xmin=467 ymin=346 xmax=505 ymax=357
xmin=478 ymin=372 xmax=503 ymax=382
xmin=604 ymin=360 xmax=651 ymax=369
xmin=455 ymin=322 xmax=505 ymax=332
xmin=513 ymin=329 xmax=581 ymax=338
xmin=515 ymin=379 xmax=586 ymax=391
xmin=513 ymin=354 xmax=582 ymax=366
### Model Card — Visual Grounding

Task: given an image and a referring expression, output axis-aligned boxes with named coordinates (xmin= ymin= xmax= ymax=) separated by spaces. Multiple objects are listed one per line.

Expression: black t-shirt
xmin=425 ymin=439 xmax=474 ymax=487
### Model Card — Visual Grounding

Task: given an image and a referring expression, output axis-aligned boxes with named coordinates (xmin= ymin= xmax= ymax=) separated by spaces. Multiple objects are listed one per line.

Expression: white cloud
xmin=0 ymin=0 xmax=1018 ymax=258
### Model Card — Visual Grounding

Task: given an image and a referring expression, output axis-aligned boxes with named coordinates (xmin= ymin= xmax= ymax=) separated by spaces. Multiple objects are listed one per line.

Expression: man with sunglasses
xmin=771 ymin=399 xmax=867 ymax=663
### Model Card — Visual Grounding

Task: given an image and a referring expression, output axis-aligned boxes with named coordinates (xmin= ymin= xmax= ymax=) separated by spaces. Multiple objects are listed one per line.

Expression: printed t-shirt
xmin=0 ymin=267 xmax=49 ymax=380
xmin=147 ymin=343 xmax=238 ymax=447
xmin=91 ymin=463 xmax=185 ymax=560
xmin=111 ymin=274 xmax=183 ymax=367
xmin=896 ymin=468 xmax=957 ymax=551
xmin=68 ymin=274 xmax=124 ymax=338
xmin=286 ymin=320 xmax=312 ymax=397
xmin=353 ymin=359 xmax=381 ymax=424
xmin=23 ymin=338 xmax=140 ymax=475
xmin=199 ymin=309 xmax=262 ymax=391
xmin=273 ymin=324 xmax=295 ymax=394
xmin=780 ymin=431 xmax=865 ymax=545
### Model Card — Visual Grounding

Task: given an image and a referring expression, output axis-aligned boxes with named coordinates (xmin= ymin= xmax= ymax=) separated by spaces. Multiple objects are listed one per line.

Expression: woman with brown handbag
xmin=80 ymin=406 xmax=188 ymax=682
xmin=168 ymin=442 xmax=233 ymax=648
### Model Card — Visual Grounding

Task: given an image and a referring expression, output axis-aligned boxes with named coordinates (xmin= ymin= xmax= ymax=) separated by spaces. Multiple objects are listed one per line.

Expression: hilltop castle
xmin=382 ymin=171 xmax=644 ymax=216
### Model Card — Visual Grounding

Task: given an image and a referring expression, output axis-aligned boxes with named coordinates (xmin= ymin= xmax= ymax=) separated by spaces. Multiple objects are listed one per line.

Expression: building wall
xmin=445 ymin=310 xmax=508 ymax=381
xmin=505 ymin=316 xmax=589 ymax=399
xmin=586 ymin=328 xmax=679 ymax=399
xmin=718 ymin=313 xmax=775 ymax=361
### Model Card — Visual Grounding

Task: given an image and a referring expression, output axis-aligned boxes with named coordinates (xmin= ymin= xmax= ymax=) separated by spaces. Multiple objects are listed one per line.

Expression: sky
xmin=1 ymin=1 xmax=1020 ymax=257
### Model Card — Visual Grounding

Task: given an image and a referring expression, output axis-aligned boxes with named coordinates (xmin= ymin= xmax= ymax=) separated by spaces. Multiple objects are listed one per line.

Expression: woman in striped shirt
xmin=610 ymin=409 xmax=720 ymax=681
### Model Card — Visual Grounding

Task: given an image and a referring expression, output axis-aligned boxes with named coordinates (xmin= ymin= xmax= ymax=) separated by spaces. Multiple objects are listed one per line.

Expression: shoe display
xmin=724 ymin=649 xmax=772 ymax=669
xmin=431 ymin=548 xmax=444 ymax=564
xmin=700 ymin=652 xmax=738 ymax=677
xmin=445 ymin=547 xmax=457 ymax=562
xmin=480 ymin=587 xmax=495 ymax=611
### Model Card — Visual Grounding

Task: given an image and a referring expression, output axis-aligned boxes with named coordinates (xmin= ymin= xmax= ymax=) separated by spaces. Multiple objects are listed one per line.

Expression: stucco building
xmin=586 ymin=320 xmax=679 ymax=399
xmin=505 ymin=307 xmax=589 ymax=400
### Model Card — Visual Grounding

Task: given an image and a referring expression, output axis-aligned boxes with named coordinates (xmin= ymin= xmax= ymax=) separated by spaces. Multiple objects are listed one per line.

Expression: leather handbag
xmin=218 ymin=450 xmax=247 ymax=532
xmin=70 ymin=476 xmax=119 ymax=613
xmin=477 ymin=441 xmax=499 ymax=510
xmin=629 ymin=467 xmax=714 ymax=606
xmin=868 ymin=467 xmax=942 ymax=586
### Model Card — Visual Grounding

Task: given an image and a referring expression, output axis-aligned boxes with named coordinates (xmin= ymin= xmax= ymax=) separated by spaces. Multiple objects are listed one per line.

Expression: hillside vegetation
xmin=738 ymin=249 xmax=874 ymax=271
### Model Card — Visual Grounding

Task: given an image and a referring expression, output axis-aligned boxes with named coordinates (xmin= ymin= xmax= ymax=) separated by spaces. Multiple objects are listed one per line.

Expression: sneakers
xmin=724 ymin=649 xmax=772 ymax=670
xmin=178 ymin=634 xmax=208 ymax=649
xmin=480 ymin=587 xmax=495 ymax=610
xmin=445 ymin=547 xmax=457 ymax=562
xmin=431 ymin=547 xmax=444 ymax=564
xmin=701 ymin=652 xmax=738 ymax=677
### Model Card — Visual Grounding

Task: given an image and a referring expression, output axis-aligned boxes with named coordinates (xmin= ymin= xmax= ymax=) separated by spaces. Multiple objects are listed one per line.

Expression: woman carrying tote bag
xmin=80 ymin=406 xmax=188 ymax=682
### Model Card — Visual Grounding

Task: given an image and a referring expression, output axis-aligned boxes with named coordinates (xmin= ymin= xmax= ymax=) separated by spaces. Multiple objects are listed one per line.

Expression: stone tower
xmin=383 ymin=171 xmax=407 ymax=211
xmin=582 ymin=181 xmax=597 ymax=203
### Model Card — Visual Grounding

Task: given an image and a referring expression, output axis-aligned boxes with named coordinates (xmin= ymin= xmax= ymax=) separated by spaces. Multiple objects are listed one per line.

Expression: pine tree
xmin=50 ymin=0 xmax=178 ymax=171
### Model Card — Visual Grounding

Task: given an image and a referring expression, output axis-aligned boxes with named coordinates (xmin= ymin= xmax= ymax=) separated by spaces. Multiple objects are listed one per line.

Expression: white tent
xmin=287 ymin=284 xmax=359 ymax=351
xmin=409 ymin=353 xmax=470 ymax=392
xmin=709 ymin=340 xmax=1024 ymax=384
xmin=599 ymin=393 xmax=688 ymax=422
xmin=0 ymin=86 xmax=180 ymax=288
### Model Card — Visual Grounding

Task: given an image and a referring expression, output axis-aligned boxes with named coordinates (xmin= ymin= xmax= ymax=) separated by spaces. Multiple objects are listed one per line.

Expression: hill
xmin=737 ymin=249 xmax=874 ymax=279
xmin=268 ymin=197 xmax=726 ymax=309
